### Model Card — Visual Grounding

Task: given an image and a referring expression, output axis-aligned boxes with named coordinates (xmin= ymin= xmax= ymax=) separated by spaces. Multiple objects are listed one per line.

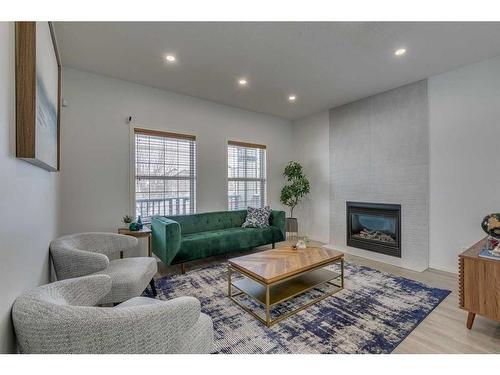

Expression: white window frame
xmin=130 ymin=126 xmax=197 ymax=222
xmin=226 ymin=140 xmax=267 ymax=211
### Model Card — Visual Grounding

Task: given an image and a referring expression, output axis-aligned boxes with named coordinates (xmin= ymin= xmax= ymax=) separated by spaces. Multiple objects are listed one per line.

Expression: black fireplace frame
xmin=346 ymin=201 xmax=401 ymax=258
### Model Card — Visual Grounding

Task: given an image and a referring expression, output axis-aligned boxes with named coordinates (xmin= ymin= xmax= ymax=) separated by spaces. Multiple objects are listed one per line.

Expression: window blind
xmin=227 ymin=141 xmax=266 ymax=211
xmin=134 ymin=128 xmax=196 ymax=222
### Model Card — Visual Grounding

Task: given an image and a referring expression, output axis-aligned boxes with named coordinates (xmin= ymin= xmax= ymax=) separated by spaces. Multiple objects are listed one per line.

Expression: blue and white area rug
xmin=144 ymin=262 xmax=450 ymax=354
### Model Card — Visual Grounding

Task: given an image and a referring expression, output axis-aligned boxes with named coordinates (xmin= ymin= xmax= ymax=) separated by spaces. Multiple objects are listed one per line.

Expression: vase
xmin=286 ymin=217 xmax=298 ymax=239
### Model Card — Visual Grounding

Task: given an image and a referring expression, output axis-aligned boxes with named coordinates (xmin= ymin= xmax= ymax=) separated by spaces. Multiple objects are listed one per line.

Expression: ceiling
xmin=54 ymin=22 xmax=500 ymax=120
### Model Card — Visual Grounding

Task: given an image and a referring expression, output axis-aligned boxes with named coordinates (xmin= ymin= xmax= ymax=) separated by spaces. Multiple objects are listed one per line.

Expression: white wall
xmin=60 ymin=68 xmax=293 ymax=235
xmin=292 ymin=111 xmax=330 ymax=243
xmin=0 ymin=22 xmax=60 ymax=353
xmin=429 ymin=56 xmax=500 ymax=273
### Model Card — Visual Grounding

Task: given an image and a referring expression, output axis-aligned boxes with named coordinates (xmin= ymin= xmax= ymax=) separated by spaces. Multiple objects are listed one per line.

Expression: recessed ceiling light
xmin=238 ymin=78 xmax=248 ymax=86
xmin=288 ymin=95 xmax=297 ymax=102
xmin=165 ymin=54 xmax=177 ymax=63
xmin=394 ymin=48 xmax=407 ymax=56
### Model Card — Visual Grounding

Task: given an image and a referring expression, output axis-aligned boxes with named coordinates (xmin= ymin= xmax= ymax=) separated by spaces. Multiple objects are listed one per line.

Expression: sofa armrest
xmin=270 ymin=210 xmax=286 ymax=241
xmin=152 ymin=216 xmax=182 ymax=265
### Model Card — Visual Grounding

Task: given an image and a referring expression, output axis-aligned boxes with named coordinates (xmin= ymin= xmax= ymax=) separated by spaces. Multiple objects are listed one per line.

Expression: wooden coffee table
xmin=228 ymin=246 xmax=344 ymax=327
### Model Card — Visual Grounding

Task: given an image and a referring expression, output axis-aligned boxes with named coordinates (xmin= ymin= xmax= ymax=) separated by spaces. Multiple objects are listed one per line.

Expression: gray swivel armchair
xmin=50 ymin=232 xmax=157 ymax=304
xmin=12 ymin=275 xmax=214 ymax=354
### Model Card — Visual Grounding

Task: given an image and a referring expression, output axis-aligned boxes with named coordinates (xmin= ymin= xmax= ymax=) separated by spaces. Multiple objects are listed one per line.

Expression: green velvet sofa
xmin=151 ymin=210 xmax=286 ymax=270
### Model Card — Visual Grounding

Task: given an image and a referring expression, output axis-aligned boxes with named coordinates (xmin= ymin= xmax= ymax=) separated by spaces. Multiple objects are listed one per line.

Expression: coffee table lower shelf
xmin=228 ymin=262 xmax=344 ymax=327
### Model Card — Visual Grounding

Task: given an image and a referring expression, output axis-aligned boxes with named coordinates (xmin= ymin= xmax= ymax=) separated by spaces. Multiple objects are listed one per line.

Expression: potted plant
xmin=280 ymin=161 xmax=310 ymax=236
xmin=121 ymin=215 xmax=133 ymax=229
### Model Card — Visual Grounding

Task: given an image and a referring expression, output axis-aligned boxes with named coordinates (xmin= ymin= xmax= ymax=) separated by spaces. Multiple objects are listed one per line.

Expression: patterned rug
xmin=143 ymin=261 xmax=450 ymax=354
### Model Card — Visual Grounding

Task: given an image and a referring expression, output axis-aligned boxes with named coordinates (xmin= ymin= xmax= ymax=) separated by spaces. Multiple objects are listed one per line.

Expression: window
xmin=227 ymin=141 xmax=266 ymax=210
xmin=134 ymin=128 xmax=196 ymax=222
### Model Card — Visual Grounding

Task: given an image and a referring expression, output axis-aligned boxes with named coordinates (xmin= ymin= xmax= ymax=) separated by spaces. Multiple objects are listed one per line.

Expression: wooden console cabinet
xmin=459 ymin=238 xmax=500 ymax=329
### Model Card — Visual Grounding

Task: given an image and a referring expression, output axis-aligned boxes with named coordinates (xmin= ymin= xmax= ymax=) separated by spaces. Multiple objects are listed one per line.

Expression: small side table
xmin=118 ymin=227 xmax=152 ymax=258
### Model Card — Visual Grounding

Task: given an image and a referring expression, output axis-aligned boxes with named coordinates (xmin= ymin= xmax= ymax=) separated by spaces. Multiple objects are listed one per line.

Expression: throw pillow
xmin=242 ymin=206 xmax=271 ymax=228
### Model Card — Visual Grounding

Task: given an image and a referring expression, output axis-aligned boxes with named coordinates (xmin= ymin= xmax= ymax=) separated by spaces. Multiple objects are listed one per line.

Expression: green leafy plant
xmin=122 ymin=215 xmax=133 ymax=224
xmin=280 ymin=161 xmax=310 ymax=218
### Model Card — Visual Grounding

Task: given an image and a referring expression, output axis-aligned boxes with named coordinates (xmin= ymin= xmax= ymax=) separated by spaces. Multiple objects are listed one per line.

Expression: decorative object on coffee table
xmin=459 ymin=238 xmax=500 ymax=329
xmin=228 ymin=245 xmax=344 ymax=327
xmin=118 ymin=227 xmax=152 ymax=258
xmin=280 ymin=161 xmax=310 ymax=239
xmin=295 ymin=238 xmax=307 ymax=249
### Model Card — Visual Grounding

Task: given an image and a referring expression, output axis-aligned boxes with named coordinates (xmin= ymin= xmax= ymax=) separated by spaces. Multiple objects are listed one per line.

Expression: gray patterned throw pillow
xmin=242 ymin=206 xmax=271 ymax=228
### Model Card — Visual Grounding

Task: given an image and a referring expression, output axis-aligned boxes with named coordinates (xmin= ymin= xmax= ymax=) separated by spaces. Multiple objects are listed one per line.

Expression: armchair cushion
xmin=116 ymin=296 xmax=163 ymax=308
xmin=94 ymin=257 xmax=157 ymax=304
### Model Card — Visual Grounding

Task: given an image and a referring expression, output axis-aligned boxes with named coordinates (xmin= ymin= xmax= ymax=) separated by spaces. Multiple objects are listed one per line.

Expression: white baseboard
xmin=428 ymin=264 xmax=458 ymax=275
xmin=323 ymin=243 xmax=428 ymax=272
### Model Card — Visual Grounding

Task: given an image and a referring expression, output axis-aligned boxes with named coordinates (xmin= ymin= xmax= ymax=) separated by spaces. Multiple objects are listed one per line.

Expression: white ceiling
xmin=54 ymin=22 xmax=500 ymax=120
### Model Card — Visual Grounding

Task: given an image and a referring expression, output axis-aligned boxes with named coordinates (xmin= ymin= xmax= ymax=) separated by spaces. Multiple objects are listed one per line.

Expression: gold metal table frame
xmin=228 ymin=257 xmax=344 ymax=327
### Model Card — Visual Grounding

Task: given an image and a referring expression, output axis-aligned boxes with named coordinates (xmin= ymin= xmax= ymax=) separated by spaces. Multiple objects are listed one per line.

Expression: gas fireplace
xmin=346 ymin=202 xmax=401 ymax=258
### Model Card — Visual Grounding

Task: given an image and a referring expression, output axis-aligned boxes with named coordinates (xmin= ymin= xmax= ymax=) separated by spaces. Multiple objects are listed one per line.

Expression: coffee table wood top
xmin=229 ymin=246 xmax=344 ymax=284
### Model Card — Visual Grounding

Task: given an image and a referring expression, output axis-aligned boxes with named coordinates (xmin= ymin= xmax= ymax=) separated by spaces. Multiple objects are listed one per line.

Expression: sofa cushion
xmin=242 ymin=206 xmax=271 ymax=228
xmin=175 ymin=227 xmax=281 ymax=263
xmin=166 ymin=211 xmax=247 ymax=235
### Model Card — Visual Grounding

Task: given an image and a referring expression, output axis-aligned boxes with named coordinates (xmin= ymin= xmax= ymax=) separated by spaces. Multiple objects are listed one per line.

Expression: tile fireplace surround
xmin=328 ymin=80 xmax=429 ymax=271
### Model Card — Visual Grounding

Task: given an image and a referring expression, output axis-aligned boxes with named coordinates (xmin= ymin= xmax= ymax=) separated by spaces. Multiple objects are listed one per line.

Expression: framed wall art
xmin=16 ymin=21 xmax=61 ymax=171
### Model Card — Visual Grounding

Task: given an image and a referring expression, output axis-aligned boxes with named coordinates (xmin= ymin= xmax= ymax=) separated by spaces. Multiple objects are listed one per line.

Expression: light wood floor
xmin=156 ymin=241 xmax=500 ymax=354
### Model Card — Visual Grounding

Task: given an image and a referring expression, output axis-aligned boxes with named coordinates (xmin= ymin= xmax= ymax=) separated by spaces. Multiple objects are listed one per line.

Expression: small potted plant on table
xmin=121 ymin=215 xmax=133 ymax=229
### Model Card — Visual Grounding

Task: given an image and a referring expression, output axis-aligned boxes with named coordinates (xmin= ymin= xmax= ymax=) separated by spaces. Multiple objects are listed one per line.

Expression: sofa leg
xmin=272 ymin=243 xmax=275 ymax=249
xmin=181 ymin=263 xmax=186 ymax=274
xmin=149 ymin=278 xmax=157 ymax=297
